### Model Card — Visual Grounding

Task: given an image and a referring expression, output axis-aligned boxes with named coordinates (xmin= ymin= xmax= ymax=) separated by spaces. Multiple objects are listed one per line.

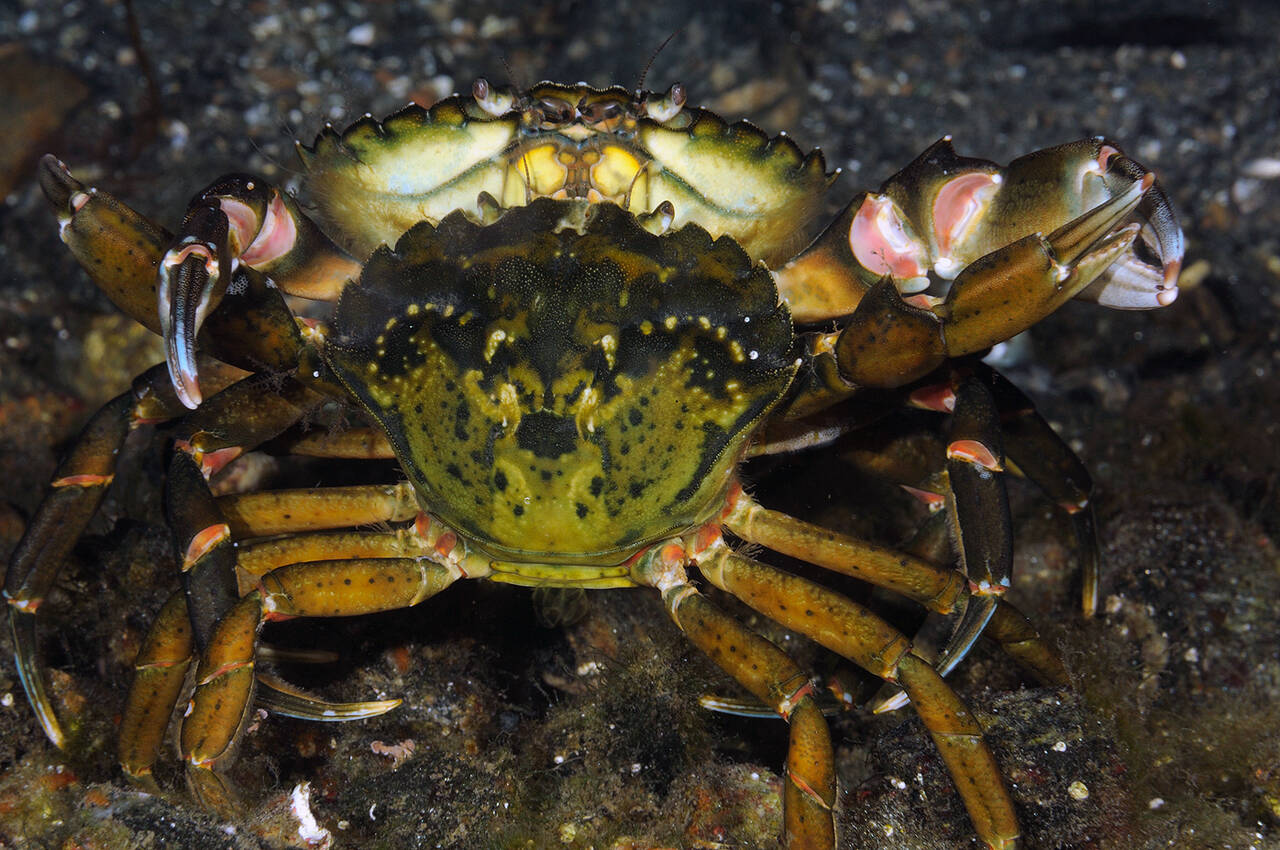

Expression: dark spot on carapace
xmin=515 ymin=410 xmax=579 ymax=459
xmin=453 ymin=401 xmax=471 ymax=441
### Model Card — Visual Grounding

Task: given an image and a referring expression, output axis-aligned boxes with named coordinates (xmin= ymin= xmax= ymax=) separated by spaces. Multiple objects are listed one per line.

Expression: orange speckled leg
xmin=632 ymin=544 xmax=836 ymax=850
xmin=972 ymin=362 xmax=1102 ymax=617
xmin=234 ymin=528 xmax=428 ymax=579
xmin=216 ymin=483 xmax=417 ymax=540
xmin=119 ymin=591 xmax=195 ymax=787
xmin=698 ymin=544 xmax=1020 ymax=850
xmin=3 ymin=362 xmax=208 ymax=749
xmin=181 ymin=556 xmax=462 ymax=805
xmin=4 ymin=393 xmax=135 ymax=749
xmin=120 ymin=543 xmax=439 ymax=784
xmin=723 ymin=490 xmax=1066 ymax=686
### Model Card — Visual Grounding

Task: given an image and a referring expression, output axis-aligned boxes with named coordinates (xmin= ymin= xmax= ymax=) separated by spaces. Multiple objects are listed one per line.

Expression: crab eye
xmin=536 ymin=97 xmax=573 ymax=126
xmin=643 ymin=83 xmax=686 ymax=123
xmin=473 ymin=77 xmax=514 ymax=117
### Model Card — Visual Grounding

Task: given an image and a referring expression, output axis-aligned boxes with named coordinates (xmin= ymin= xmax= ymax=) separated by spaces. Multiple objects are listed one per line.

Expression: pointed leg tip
xmin=986 ymin=835 xmax=1022 ymax=850
xmin=37 ymin=154 xmax=82 ymax=210
xmin=36 ymin=709 xmax=68 ymax=750
xmin=9 ymin=608 xmax=69 ymax=749
xmin=936 ymin=595 xmax=999 ymax=677
xmin=870 ymin=688 xmax=911 ymax=714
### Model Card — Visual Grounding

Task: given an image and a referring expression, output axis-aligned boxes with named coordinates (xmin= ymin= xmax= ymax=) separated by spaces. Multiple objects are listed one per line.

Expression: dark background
xmin=0 ymin=1 xmax=1276 ymax=848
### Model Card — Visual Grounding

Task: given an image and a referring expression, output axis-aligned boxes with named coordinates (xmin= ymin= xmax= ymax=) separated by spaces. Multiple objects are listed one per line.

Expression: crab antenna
xmin=500 ymin=53 xmax=525 ymax=95
xmin=636 ymin=29 xmax=682 ymax=94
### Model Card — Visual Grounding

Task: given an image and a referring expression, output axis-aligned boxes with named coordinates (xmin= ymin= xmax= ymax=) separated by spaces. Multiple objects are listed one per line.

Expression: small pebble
xmin=347 ymin=22 xmax=375 ymax=45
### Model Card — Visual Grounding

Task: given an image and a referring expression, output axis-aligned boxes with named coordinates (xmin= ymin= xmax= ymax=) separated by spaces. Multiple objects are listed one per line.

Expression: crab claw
xmin=1077 ymin=142 xmax=1183 ymax=308
xmin=158 ymin=204 xmax=233 ymax=408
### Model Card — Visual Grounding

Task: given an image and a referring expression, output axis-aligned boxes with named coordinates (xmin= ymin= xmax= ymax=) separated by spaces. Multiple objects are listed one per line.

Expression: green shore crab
xmin=6 ymin=80 xmax=1181 ymax=848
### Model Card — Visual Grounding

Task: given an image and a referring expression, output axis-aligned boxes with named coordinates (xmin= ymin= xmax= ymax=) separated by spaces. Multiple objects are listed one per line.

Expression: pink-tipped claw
xmin=849 ymin=194 xmax=930 ymax=279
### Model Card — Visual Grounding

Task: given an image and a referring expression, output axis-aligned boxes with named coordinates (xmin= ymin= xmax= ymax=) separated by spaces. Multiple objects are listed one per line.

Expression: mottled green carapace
xmin=327 ymin=199 xmax=797 ymax=563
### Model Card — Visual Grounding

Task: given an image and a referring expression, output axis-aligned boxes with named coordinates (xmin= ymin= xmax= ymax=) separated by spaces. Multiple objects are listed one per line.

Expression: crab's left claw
xmin=1078 ymin=144 xmax=1183 ymax=308
xmin=776 ymin=136 xmax=1183 ymax=340
xmin=778 ymin=137 xmax=1183 ymax=390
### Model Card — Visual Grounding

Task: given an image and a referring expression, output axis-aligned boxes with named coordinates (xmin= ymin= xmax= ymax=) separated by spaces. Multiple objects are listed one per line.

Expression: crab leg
xmin=119 ymin=526 xmax=431 ymax=784
xmin=779 ymin=357 xmax=1102 ymax=623
xmin=181 ymin=557 xmax=463 ymax=810
xmin=118 ymin=590 xmax=394 ymax=786
xmin=972 ymin=363 xmax=1101 ymax=616
xmin=167 ymin=374 xmax=326 ymax=647
xmin=217 ymin=483 xmax=418 ymax=539
xmin=904 ymin=364 xmax=1103 ymax=618
xmin=760 ymin=355 xmax=1100 ymax=675
xmin=4 ymin=393 xmax=134 ymax=748
xmin=2 ymin=360 xmax=223 ymax=747
xmin=723 ymin=487 xmax=1067 ymax=686
xmin=234 ymin=529 xmax=427 ymax=578
xmin=934 ymin=376 xmax=1012 ymax=675
xmin=696 ymin=540 xmax=1020 ymax=850
xmin=157 ymin=174 xmax=360 ymax=407
xmin=630 ymin=543 xmax=836 ymax=850
xmin=119 ymin=591 xmax=195 ymax=787
xmin=267 ymin=425 xmax=396 ymax=459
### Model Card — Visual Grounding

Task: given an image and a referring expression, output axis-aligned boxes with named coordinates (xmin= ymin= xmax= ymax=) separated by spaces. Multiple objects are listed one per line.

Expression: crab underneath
xmin=6 ymin=79 xmax=1182 ymax=849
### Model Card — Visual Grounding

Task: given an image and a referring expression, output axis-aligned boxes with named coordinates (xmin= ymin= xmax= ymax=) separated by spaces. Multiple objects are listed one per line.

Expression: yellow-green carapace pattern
xmin=326 ymin=199 xmax=797 ymax=562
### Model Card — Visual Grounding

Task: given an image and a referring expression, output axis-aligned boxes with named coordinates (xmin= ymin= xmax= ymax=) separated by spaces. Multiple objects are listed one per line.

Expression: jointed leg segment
xmin=722 ymin=488 xmax=1066 ymax=686
xmin=630 ymin=524 xmax=1022 ymax=850
xmin=695 ymin=543 xmax=1020 ymax=849
xmin=4 ymin=363 xmax=191 ymax=747
xmin=939 ymin=375 xmax=1012 ymax=675
xmin=632 ymin=547 xmax=837 ymax=850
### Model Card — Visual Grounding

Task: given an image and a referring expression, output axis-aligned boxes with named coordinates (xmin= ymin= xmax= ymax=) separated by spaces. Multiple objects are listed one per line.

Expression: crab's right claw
xmin=159 ymin=205 xmax=235 ymax=408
